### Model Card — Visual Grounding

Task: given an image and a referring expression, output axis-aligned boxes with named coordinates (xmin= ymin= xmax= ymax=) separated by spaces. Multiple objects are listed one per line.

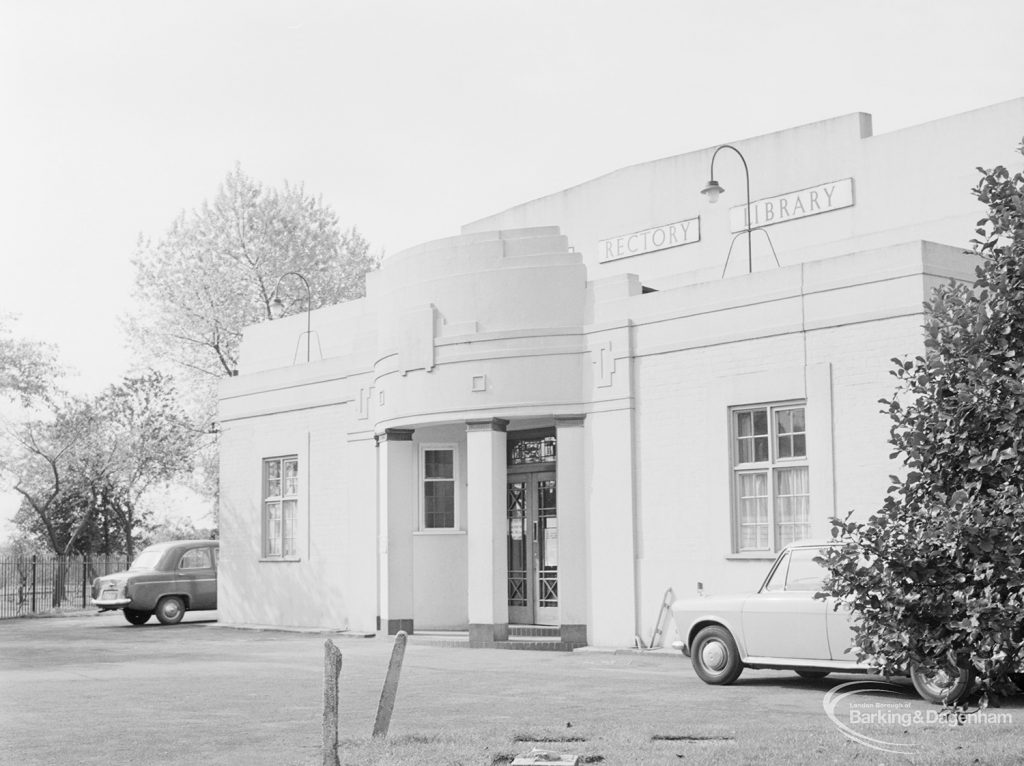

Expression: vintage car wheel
xmin=690 ymin=626 xmax=743 ymax=685
xmin=155 ymin=596 xmax=186 ymax=625
xmin=910 ymin=661 xmax=974 ymax=704
xmin=123 ymin=609 xmax=151 ymax=626
xmin=795 ymin=669 xmax=830 ymax=680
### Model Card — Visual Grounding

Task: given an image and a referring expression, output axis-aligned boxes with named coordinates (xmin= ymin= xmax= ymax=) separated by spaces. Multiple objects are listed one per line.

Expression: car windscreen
xmin=129 ymin=549 xmax=164 ymax=571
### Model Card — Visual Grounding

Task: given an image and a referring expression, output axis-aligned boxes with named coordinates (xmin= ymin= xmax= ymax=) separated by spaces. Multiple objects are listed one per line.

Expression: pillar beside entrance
xmin=377 ymin=428 xmax=415 ymax=635
xmin=555 ymin=415 xmax=588 ymax=644
xmin=466 ymin=418 xmax=509 ymax=642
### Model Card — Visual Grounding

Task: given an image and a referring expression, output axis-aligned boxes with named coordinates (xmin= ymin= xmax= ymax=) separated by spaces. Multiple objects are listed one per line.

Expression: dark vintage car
xmin=91 ymin=540 xmax=218 ymax=626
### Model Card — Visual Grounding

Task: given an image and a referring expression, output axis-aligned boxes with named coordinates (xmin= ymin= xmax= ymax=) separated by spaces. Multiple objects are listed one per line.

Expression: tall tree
xmin=4 ymin=399 xmax=106 ymax=605
xmin=126 ymin=167 xmax=378 ymax=516
xmin=128 ymin=165 xmax=379 ymax=383
xmin=821 ymin=142 xmax=1024 ymax=704
xmin=95 ymin=371 xmax=200 ymax=560
xmin=5 ymin=399 xmax=101 ymax=556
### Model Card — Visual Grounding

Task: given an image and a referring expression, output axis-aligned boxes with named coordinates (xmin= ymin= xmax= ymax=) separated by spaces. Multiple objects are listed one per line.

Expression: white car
xmin=670 ymin=541 xmax=972 ymax=704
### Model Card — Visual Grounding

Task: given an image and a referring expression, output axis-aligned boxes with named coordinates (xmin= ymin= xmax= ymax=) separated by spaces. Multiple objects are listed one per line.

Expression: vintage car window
xmin=762 ymin=551 xmax=790 ymax=592
xmin=179 ymin=547 xmax=213 ymax=570
xmin=129 ymin=549 xmax=163 ymax=571
xmin=785 ymin=548 xmax=825 ymax=591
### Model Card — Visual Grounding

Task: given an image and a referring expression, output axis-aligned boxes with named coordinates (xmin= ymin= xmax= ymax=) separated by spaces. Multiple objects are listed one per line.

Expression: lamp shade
xmin=701 ymin=179 xmax=724 ymax=203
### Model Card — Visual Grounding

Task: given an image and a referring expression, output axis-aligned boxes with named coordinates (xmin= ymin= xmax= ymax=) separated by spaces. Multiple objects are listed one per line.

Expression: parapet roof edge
xmin=461 ymin=111 xmax=873 ymax=231
xmin=462 ymin=97 xmax=1024 ymax=232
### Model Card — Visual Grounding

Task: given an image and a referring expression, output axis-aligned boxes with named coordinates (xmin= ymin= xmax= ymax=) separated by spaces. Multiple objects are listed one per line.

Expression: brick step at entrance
xmin=509 ymin=624 xmax=560 ymax=638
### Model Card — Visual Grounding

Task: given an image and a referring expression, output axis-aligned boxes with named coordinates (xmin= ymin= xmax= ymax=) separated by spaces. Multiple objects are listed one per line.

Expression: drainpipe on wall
xmin=626 ymin=319 xmax=645 ymax=646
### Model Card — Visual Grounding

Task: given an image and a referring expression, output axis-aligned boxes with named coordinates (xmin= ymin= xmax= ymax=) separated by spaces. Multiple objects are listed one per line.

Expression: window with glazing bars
xmin=263 ymin=456 xmax=298 ymax=557
xmin=732 ymin=404 xmax=809 ymax=552
xmin=422 ymin=447 xmax=455 ymax=529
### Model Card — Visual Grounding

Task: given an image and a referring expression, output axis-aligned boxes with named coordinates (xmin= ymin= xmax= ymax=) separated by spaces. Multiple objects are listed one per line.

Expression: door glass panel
xmin=536 ymin=479 xmax=558 ymax=607
xmin=507 ymin=482 xmax=527 ymax=607
xmin=179 ymin=548 xmax=211 ymax=569
xmin=785 ymin=548 xmax=825 ymax=591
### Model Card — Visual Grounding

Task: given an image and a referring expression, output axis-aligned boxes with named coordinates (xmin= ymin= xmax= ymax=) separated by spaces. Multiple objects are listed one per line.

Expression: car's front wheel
xmin=690 ymin=625 xmax=743 ymax=685
xmin=155 ymin=596 xmax=186 ymax=625
xmin=910 ymin=661 xmax=974 ymax=705
xmin=124 ymin=609 xmax=151 ymax=626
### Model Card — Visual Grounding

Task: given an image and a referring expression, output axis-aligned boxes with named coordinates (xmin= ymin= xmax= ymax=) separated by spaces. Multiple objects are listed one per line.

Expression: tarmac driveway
xmin=0 ymin=612 xmax=971 ymax=766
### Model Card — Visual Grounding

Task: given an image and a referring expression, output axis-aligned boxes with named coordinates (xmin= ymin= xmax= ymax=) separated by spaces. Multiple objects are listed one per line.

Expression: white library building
xmin=217 ymin=98 xmax=1024 ymax=648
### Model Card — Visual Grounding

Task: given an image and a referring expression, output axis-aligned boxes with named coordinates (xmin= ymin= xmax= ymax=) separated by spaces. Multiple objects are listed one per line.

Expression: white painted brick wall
xmin=631 ymin=311 xmax=926 ymax=644
xmin=218 ymin=405 xmax=377 ymax=631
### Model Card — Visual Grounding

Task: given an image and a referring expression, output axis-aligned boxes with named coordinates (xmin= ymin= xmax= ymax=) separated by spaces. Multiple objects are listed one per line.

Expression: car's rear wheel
xmin=690 ymin=625 xmax=743 ymax=685
xmin=910 ymin=661 xmax=974 ymax=705
xmin=795 ymin=669 xmax=830 ymax=680
xmin=124 ymin=609 xmax=151 ymax=626
xmin=155 ymin=596 xmax=186 ymax=625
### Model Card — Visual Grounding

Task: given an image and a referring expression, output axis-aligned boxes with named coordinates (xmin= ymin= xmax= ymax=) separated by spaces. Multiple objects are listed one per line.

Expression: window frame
xmin=419 ymin=443 xmax=459 ymax=532
xmin=178 ymin=547 xmax=213 ymax=570
xmin=730 ymin=401 xmax=809 ymax=554
xmin=262 ymin=455 xmax=300 ymax=559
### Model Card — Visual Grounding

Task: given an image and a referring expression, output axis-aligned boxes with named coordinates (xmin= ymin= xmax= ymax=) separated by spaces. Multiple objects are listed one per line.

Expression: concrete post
xmin=322 ymin=639 xmax=342 ymax=766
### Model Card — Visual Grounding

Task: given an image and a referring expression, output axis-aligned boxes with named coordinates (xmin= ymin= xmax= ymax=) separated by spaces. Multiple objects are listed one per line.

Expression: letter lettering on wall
xmin=598 ymin=217 xmax=701 ymax=263
xmin=728 ymin=178 xmax=854 ymax=233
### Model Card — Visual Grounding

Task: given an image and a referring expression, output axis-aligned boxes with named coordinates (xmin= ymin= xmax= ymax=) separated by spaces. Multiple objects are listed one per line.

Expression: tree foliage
xmin=128 ymin=165 xmax=379 ymax=382
xmin=92 ymin=372 xmax=203 ymax=559
xmin=3 ymin=372 xmax=201 ymax=560
xmin=821 ymin=142 xmax=1024 ymax=702
xmin=0 ymin=314 xmax=62 ymax=406
xmin=126 ymin=166 xmax=378 ymax=516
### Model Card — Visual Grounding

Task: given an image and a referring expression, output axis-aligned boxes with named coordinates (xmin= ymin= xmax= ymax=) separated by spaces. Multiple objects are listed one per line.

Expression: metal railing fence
xmin=0 ymin=554 xmax=130 ymax=619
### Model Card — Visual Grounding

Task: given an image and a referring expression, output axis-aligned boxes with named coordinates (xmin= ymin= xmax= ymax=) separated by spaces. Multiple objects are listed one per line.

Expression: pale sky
xmin=1 ymin=0 xmax=1023 ymax=537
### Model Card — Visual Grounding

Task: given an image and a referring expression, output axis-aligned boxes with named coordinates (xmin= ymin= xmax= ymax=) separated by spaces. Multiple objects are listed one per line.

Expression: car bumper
xmin=92 ymin=598 xmax=131 ymax=609
xmin=672 ymin=639 xmax=690 ymax=657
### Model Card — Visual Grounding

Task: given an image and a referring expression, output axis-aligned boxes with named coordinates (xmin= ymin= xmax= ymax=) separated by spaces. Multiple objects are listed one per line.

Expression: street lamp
xmin=269 ymin=271 xmax=313 ymax=363
xmin=701 ymin=144 xmax=754 ymax=274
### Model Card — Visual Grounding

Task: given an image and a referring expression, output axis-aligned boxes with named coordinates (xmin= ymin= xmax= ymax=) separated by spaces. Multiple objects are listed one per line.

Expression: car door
xmin=178 ymin=546 xmax=217 ymax=610
xmin=741 ymin=548 xmax=830 ymax=660
xmin=826 ymin=599 xmax=858 ymax=662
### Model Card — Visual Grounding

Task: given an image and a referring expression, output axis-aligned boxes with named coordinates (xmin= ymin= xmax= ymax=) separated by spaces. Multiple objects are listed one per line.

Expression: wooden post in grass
xmin=322 ymin=639 xmax=343 ymax=766
xmin=372 ymin=630 xmax=407 ymax=738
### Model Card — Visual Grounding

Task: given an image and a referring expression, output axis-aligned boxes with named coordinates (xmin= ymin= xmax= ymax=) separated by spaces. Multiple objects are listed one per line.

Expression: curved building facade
xmin=217 ymin=98 xmax=1023 ymax=646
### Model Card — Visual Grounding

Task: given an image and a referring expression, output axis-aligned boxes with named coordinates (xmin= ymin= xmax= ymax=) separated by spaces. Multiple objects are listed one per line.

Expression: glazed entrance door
xmin=507 ymin=471 xmax=558 ymax=625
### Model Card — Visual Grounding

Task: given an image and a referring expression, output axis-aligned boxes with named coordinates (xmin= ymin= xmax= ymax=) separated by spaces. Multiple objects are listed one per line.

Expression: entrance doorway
xmin=507 ymin=471 xmax=558 ymax=625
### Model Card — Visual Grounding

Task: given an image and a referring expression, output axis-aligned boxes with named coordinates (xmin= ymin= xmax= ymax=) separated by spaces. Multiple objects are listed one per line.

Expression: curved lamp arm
xmin=269 ymin=271 xmax=313 ymax=363
xmin=702 ymin=144 xmax=754 ymax=274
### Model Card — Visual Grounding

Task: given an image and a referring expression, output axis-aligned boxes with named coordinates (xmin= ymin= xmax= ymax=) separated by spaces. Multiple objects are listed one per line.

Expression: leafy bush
xmin=821 ymin=141 xmax=1024 ymax=702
